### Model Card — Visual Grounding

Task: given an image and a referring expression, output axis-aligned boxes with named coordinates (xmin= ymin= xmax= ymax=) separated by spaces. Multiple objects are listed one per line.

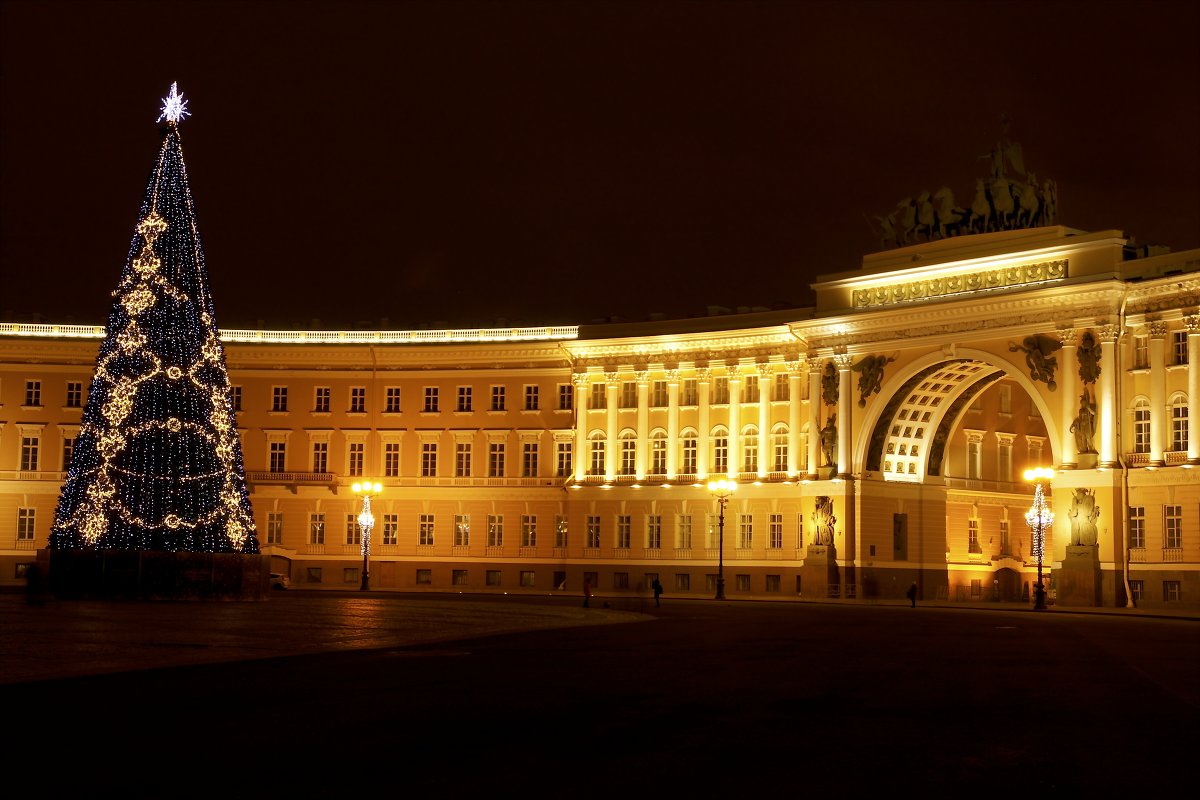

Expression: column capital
xmin=604 ymin=371 xmax=621 ymax=384
xmin=757 ymin=362 xmax=775 ymax=380
xmin=665 ymin=368 xmax=681 ymax=383
xmin=1184 ymin=314 xmax=1200 ymax=334
xmin=1148 ymin=319 xmax=1168 ymax=338
xmin=834 ymin=353 xmax=854 ymax=370
xmin=695 ymin=366 xmax=712 ymax=382
xmin=1057 ymin=327 xmax=1078 ymax=346
xmin=1098 ymin=324 xmax=1121 ymax=343
xmin=572 ymin=372 xmax=591 ymax=389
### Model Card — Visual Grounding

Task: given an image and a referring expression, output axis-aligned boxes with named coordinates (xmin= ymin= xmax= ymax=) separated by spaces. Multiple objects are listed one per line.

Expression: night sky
xmin=2 ymin=0 xmax=1198 ymax=330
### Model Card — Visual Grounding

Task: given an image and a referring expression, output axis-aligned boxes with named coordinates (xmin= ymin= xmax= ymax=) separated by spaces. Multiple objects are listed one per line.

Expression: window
xmin=743 ymin=434 xmax=758 ymax=473
xmin=1163 ymin=581 xmax=1181 ymax=602
xmin=646 ymin=515 xmax=662 ymax=549
xmin=309 ymin=513 xmax=325 ymax=544
xmin=651 ymin=380 xmax=668 ymax=407
xmin=62 ymin=435 xmax=76 ymax=471
xmin=774 ymin=373 xmax=789 ymax=402
xmin=489 ymin=441 xmax=506 ymax=477
xmin=676 ymin=515 xmax=692 ymax=549
xmin=520 ymin=571 xmax=535 ymax=587
xmin=556 ymin=441 xmax=573 ymax=477
xmin=455 ymin=441 xmax=472 ymax=477
xmin=383 ymin=514 xmax=398 ymax=545
xmin=1133 ymin=335 xmax=1148 ymax=369
xmin=312 ymin=441 xmax=328 ymax=473
xmin=999 ymin=519 xmax=1010 ymax=554
xmin=1129 ymin=506 xmax=1145 ymax=549
xmin=267 ymin=512 xmax=283 ymax=545
xmin=423 ymin=386 xmax=439 ymax=412
xmin=616 ymin=515 xmax=631 ymax=548
xmin=269 ymin=441 xmax=287 ymax=472
xmin=421 ymin=442 xmax=437 ymax=477
xmin=999 ymin=385 xmax=1012 ymax=414
xmin=20 ymin=435 xmax=40 ymax=471
xmin=306 ymin=568 xmax=322 ymax=583
xmin=521 ymin=515 xmax=536 ymax=547
xmin=1129 ymin=580 xmax=1144 ymax=602
xmin=491 ymin=385 xmax=506 ymax=411
xmin=272 ymin=386 xmax=288 ymax=412
xmin=650 ymin=434 xmax=667 ymax=474
xmin=17 ymin=508 xmax=35 ymax=540
xmin=620 ymin=435 xmax=636 ymax=475
xmin=486 ymin=570 xmax=501 ymax=587
xmin=968 ymin=518 xmax=981 ymax=553
xmin=454 ymin=514 xmax=470 ymax=546
xmin=998 ymin=438 xmax=1013 ymax=482
xmin=712 ymin=377 xmax=729 ymax=404
xmin=589 ymin=437 xmax=605 ymax=475
xmin=558 ymin=383 xmax=573 ymax=410
xmin=620 ymin=381 xmax=636 ymax=408
xmin=967 ymin=438 xmax=981 ymax=480
xmin=487 ymin=515 xmax=503 ymax=547
xmin=345 ymin=568 xmax=359 ymax=584
xmin=66 ymin=381 xmax=83 ymax=408
xmin=345 ymin=514 xmax=360 ymax=546
xmin=613 ymin=572 xmax=629 ymax=590
xmin=675 ymin=573 xmax=691 ymax=591
xmin=706 ymin=514 xmax=720 ymax=549
xmin=712 ymin=435 xmax=728 ymax=473
xmin=681 ymin=434 xmax=697 ymax=474
xmin=230 ymin=385 xmax=242 ymax=412
xmin=765 ymin=574 xmax=781 ymax=592
xmin=772 ymin=431 xmax=788 ymax=472
xmin=456 ymin=386 xmax=473 ymax=412
xmin=350 ymin=387 xmax=366 ymax=413
xmin=522 ymin=441 xmax=538 ymax=477
xmin=1170 ymin=395 xmax=1188 ymax=451
xmin=347 ymin=442 xmax=364 ymax=477
xmin=681 ymin=379 xmax=698 ymax=406
xmin=419 ymin=514 xmax=435 ymax=546
xmin=1133 ymin=399 xmax=1151 ymax=454
xmin=586 ymin=516 xmax=601 ymax=548
xmin=744 ymin=375 xmax=759 ymax=403
xmin=384 ymin=442 xmax=400 ymax=477
xmin=554 ymin=515 xmax=568 ymax=548
xmin=738 ymin=514 xmax=753 ymax=549
xmin=735 ymin=574 xmax=750 ymax=592
xmin=314 ymin=386 xmax=330 ymax=412
xmin=1163 ymin=505 xmax=1182 ymax=549
xmin=589 ymin=383 xmax=606 ymax=409
xmin=385 ymin=386 xmax=402 ymax=413
xmin=452 ymin=570 xmax=468 ymax=586
xmin=769 ymin=514 xmax=783 ymax=549
xmin=970 ymin=579 xmax=982 ymax=598
xmin=524 ymin=384 xmax=539 ymax=410
xmin=416 ymin=569 xmax=432 ymax=585
xmin=25 ymin=380 xmax=41 ymax=407
xmin=1172 ymin=330 xmax=1187 ymax=365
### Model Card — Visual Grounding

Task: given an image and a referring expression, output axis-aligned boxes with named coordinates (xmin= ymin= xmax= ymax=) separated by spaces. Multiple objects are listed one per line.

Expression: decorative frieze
xmin=851 ymin=259 xmax=1066 ymax=309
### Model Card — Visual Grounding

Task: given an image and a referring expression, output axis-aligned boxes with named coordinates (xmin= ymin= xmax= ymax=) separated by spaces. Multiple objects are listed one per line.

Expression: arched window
xmin=588 ymin=432 xmax=606 ymax=475
xmin=649 ymin=430 xmax=667 ymax=475
xmin=619 ymin=431 xmax=637 ymax=475
xmin=1132 ymin=398 xmax=1151 ymax=454
xmin=711 ymin=426 xmax=729 ymax=473
xmin=771 ymin=423 xmax=789 ymax=472
xmin=679 ymin=429 xmax=698 ymax=475
xmin=742 ymin=425 xmax=759 ymax=473
xmin=1169 ymin=393 xmax=1189 ymax=452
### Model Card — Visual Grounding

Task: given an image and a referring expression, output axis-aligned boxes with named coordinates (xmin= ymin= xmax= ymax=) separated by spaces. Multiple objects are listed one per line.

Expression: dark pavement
xmin=4 ymin=591 xmax=1197 ymax=795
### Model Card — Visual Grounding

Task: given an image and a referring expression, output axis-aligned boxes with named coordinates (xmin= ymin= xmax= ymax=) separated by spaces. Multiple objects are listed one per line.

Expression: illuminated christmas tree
xmin=49 ymin=84 xmax=258 ymax=554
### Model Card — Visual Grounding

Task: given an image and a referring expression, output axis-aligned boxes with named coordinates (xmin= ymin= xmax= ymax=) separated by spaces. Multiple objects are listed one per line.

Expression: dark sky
xmin=2 ymin=0 xmax=1198 ymax=330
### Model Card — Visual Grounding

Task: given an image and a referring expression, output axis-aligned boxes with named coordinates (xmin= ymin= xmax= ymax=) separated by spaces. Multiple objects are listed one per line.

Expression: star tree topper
xmin=157 ymin=82 xmax=191 ymax=124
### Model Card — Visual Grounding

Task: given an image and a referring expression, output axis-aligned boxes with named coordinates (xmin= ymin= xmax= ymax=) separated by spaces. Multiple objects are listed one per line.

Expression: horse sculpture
xmin=933 ymin=186 xmax=969 ymax=238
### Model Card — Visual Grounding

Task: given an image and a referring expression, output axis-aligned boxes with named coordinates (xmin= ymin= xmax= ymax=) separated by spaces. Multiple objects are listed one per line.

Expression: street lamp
xmin=707 ymin=478 xmax=736 ymax=600
xmin=1023 ymin=467 xmax=1054 ymax=610
xmin=353 ymin=481 xmax=382 ymax=591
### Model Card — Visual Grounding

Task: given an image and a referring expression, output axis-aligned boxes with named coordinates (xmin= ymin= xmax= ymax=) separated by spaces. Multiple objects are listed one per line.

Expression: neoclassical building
xmin=2 ymin=226 xmax=1197 ymax=607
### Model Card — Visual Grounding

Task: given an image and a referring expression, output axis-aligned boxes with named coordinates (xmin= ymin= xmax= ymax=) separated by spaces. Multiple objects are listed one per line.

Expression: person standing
xmin=651 ymin=577 xmax=663 ymax=607
xmin=906 ymin=581 xmax=918 ymax=608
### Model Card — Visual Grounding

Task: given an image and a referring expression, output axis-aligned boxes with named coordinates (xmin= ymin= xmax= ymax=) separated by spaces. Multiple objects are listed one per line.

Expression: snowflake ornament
xmin=157 ymin=82 xmax=191 ymax=124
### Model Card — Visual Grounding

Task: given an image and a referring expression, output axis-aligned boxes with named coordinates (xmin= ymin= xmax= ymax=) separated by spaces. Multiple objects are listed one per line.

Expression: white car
xmin=270 ymin=573 xmax=290 ymax=590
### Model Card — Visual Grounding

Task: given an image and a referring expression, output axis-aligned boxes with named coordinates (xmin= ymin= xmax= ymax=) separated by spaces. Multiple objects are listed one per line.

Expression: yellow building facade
xmin=2 ymin=226 xmax=1198 ymax=607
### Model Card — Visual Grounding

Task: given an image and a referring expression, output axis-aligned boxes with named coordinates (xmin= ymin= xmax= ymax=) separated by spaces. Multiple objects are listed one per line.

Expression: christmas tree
xmin=49 ymin=84 xmax=258 ymax=554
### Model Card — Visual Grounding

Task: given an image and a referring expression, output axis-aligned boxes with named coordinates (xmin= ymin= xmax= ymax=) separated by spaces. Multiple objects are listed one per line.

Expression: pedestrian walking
xmin=583 ymin=578 xmax=592 ymax=608
xmin=651 ymin=577 xmax=663 ymax=607
xmin=906 ymin=581 xmax=917 ymax=608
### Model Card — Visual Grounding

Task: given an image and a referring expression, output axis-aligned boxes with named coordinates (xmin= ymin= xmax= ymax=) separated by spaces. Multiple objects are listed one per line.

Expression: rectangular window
xmin=765 ymin=574 xmax=781 ymax=592
xmin=620 ymin=381 xmax=637 ymax=408
xmin=25 ymin=380 xmax=41 ymax=407
xmin=589 ymin=383 xmax=606 ymax=410
xmin=713 ymin=437 xmax=728 ymax=473
xmin=267 ymin=512 xmax=283 ymax=545
xmin=1163 ymin=505 xmax=1182 ymax=549
xmin=554 ymin=515 xmax=568 ymax=548
xmin=735 ymin=574 xmax=750 ymax=592
xmin=1129 ymin=580 xmax=1143 ymax=602
xmin=968 ymin=518 xmax=981 ymax=553
xmin=521 ymin=515 xmax=536 ymax=547
xmin=487 ymin=515 xmax=503 ymax=547
xmin=524 ymin=384 xmax=539 ymax=411
xmin=674 ymin=573 xmax=690 ymax=591
xmin=773 ymin=432 xmax=788 ymax=472
xmin=314 ymin=386 xmax=331 ymax=413
xmin=66 ymin=381 xmax=83 ymax=408
xmin=744 ymin=375 xmax=759 ymax=403
xmin=586 ymin=516 xmax=601 ymax=549
xmin=1163 ymin=581 xmax=1181 ymax=602
xmin=1133 ymin=335 xmax=1148 ymax=369
xmin=558 ymin=383 xmax=573 ymax=410
xmin=520 ymin=570 xmax=535 ymax=588
xmin=589 ymin=439 xmax=605 ymax=475
xmin=383 ymin=514 xmax=398 ymax=545
xmin=998 ymin=440 xmax=1012 ymax=482
xmin=454 ymin=514 xmax=470 ymax=546
xmin=419 ymin=514 xmax=435 ymax=546
xmin=416 ymin=569 xmax=432 ymax=585
xmin=349 ymin=387 xmax=366 ymax=413
xmin=738 ymin=514 xmax=753 ymax=549
xmin=616 ymin=515 xmax=631 ymax=548
xmin=613 ymin=572 xmax=629 ymax=590
xmin=676 ymin=515 xmax=692 ymax=549
xmin=455 ymin=386 xmax=472 ymax=413
xmin=421 ymin=442 xmax=437 ymax=477
xmin=651 ymin=380 xmax=668 ymax=407
xmin=713 ymin=377 xmax=729 ymax=404
xmin=1129 ymin=506 xmax=1145 ymax=549
xmin=307 ymin=567 xmax=322 ymax=583
xmin=62 ymin=436 xmax=76 ymax=471
xmin=651 ymin=437 xmax=667 ymax=474
xmin=347 ymin=442 xmax=364 ymax=477
xmin=999 ymin=385 xmax=1012 ymax=414
xmin=345 ymin=568 xmax=359 ymax=584
xmin=706 ymin=514 xmax=720 ymax=549
xmin=682 ymin=437 xmax=697 ymax=473
xmin=1171 ymin=401 xmax=1188 ymax=452
xmin=743 ymin=438 xmax=758 ymax=473
xmin=522 ymin=442 xmax=538 ymax=477
xmin=769 ymin=513 xmax=783 ymax=549
xmin=455 ymin=442 xmax=472 ymax=477
xmin=774 ymin=373 xmax=789 ymax=402
xmin=646 ymin=515 xmax=662 ymax=549
xmin=17 ymin=507 xmax=35 ymax=540
xmin=230 ymin=385 xmax=242 ymax=412
xmin=556 ymin=441 xmax=572 ymax=477
xmin=971 ymin=579 xmax=982 ymax=598
xmin=1171 ymin=330 xmax=1187 ymax=365
xmin=384 ymin=442 xmax=400 ymax=477
xmin=620 ymin=438 xmax=636 ymax=475
xmin=269 ymin=441 xmax=287 ymax=472
xmin=491 ymin=385 xmax=506 ymax=411
xmin=385 ymin=387 xmax=401 ymax=413
xmin=489 ymin=442 xmax=506 ymax=477
xmin=1134 ymin=405 xmax=1151 ymax=454
xmin=452 ymin=569 xmax=468 ymax=586
xmin=312 ymin=441 xmax=328 ymax=473
xmin=681 ymin=379 xmax=698 ymax=406
xmin=967 ymin=440 xmax=981 ymax=480
xmin=423 ymin=386 xmax=439 ymax=412
xmin=309 ymin=513 xmax=325 ymax=544
xmin=346 ymin=514 xmax=360 ymax=546
xmin=272 ymin=386 xmax=288 ymax=412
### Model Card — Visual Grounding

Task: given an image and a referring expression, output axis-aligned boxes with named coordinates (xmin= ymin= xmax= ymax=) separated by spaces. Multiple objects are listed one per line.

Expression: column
xmin=787 ymin=358 xmax=803 ymax=477
xmin=572 ymin=373 xmax=590 ymax=481
xmin=836 ymin=353 xmax=853 ymax=477
xmin=1058 ymin=328 xmax=1078 ymax=469
xmin=1098 ymin=325 xmax=1119 ymax=468
xmin=758 ymin=363 xmax=772 ymax=477
xmin=727 ymin=365 xmax=741 ymax=480
xmin=666 ymin=368 xmax=680 ymax=478
xmin=1148 ymin=321 xmax=1167 ymax=467
xmin=605 ymin=372 xmax=619 ymax=478
xmin=1187 ymin=315 xmax=1200 ymax=464
xmin=807 ymin=359 xmax=822 ymax=478
xmin=635 ymin=370 xmax=649 ymax=480
xmin=697 ymin=366 xmax=711 ymax=480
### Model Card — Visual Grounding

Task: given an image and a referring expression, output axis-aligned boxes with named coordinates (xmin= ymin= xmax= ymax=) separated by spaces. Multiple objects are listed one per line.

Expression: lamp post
xmin=354 ymin=481 xmax=381 ymax=591
xmin=707 ymin=478 xmax=736 ymax=600
xmin=1023 ymin=467 xmax=1054 ymax=610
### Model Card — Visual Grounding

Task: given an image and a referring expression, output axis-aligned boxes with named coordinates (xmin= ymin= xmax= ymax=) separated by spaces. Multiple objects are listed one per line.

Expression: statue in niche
xmin=1008 ymin=334 xmax=1062 ymax=390
xmin=1077 ymin=330 xmax=1101 ymax=384
xmin=853 ymin=353 xmax=895 ymax=407
xmin=819 ymin=414 xmax=838 ymax=469
xmin=820 ymin=361 xmax=839 ymax=407
xmin=1069 ymin=488 xmax=1100 ymax=547
xmin=812 ymin=496 xmax=836 ymax=547
xmin=1069 ymin=390 xmax=1098 ymax=454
